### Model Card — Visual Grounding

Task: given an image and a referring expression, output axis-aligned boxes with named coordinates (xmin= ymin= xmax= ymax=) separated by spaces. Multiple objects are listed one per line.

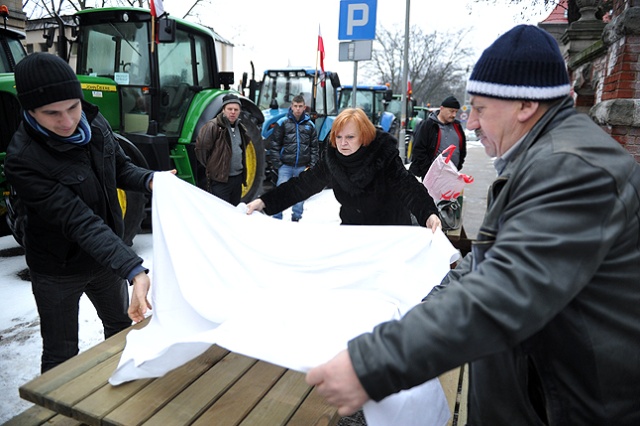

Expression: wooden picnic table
xmin=17 ymin=317 xmax=340 ymax=426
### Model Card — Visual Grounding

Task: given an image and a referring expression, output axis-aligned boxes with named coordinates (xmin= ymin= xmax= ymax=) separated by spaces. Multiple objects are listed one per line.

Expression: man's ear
xmin=517 ymin=101 xmax=542 ymax=122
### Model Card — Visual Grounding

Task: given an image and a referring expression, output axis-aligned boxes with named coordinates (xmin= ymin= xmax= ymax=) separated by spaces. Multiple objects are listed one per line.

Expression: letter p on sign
xmin=338 ymin=0 xmax=377 ymax=41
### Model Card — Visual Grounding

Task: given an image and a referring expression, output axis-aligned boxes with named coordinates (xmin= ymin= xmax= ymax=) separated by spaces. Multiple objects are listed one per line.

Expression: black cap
xmin=14 ymin=53 xmax=83 ymax=111
xmin=441 ymin=96 xmax=461 ymax=109
xmin=221 ymin=93 xmax=242 ymax=108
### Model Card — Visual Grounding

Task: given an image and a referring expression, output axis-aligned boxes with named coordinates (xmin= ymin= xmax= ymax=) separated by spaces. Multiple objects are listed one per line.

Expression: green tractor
xmin=0 ymin=7 xmax=265 ymax=243
xmin=0 ymin=12 xmax=27 ymax=237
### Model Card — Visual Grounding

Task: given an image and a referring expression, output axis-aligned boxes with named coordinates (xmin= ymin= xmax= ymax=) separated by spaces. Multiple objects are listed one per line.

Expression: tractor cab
xmin=73 ymin=8 xmax=264 ymax=199
xmin=338 ymin=85 xmax=398 ymax=140
xmin=253 ymin=67 xmax=340 ymax=184
xmin=255 ymin=68 xmax=340 ymax=144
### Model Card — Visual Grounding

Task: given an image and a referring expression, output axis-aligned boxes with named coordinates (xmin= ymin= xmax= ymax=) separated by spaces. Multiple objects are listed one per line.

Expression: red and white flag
xmin=150 ymin=0 xmax=165 ymax=18
xmin=317 ymin=25 xmax=325 ymax=87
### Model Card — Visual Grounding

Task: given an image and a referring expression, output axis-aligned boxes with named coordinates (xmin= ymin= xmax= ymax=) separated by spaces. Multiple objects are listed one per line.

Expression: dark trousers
xmin=209 ymin=173 xmax=244 ymax=206
xmin=30 ymin=268 xmax=131 ymax=373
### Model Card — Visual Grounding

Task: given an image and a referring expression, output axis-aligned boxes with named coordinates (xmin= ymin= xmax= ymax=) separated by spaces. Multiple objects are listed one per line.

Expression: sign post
xmin=338 ymin=0 xmax=377 ymax=110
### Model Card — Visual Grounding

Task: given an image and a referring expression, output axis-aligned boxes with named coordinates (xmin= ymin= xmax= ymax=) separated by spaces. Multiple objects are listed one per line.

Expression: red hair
xmin=329 ymin=108 xmax=376 ymax=148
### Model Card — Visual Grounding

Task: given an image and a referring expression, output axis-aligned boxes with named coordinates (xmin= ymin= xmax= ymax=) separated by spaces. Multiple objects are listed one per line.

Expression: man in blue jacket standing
xmin=269 ymin=94 xmax=318 ymax=221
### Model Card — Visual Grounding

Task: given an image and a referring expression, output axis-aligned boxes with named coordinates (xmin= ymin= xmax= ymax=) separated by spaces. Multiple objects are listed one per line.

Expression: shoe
xmin=291 ymin=216 xmax=300 ymax=222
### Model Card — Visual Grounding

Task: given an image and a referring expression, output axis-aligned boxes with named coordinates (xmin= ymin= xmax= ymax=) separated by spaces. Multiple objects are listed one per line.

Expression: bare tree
xmin=470 ymin=0 xmax=613 ymax=23
xmin=361 ymin=25 xmax=475 ymax=106
xmin=23 ymin=0 xmax=207 ymax=20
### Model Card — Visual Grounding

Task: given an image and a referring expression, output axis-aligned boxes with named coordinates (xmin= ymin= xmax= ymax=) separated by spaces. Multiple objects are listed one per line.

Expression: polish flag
xmin=318 ymin=25 xmax=325 ymax=87
xmin=150 ymin=0 xmax=165 ymax=18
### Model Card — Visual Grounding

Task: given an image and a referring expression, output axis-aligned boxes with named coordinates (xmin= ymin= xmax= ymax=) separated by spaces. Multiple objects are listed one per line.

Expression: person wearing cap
xmin=4 ymin=53 xmax=160 ymax=373
xmin=408 ymin=95 xmax=467 ymax=179
xmin=305 ymin=25 xmax=640 ymax=424
xmin=195 ymin=93 xmax=251 ymax=206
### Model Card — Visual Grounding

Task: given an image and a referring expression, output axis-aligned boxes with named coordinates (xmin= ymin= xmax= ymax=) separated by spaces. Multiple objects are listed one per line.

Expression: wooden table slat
xmin=191 ymin=361 xmax=287 ymax=426
xmin=73 ymin=378 xmax=154 ymax=426
xmin=287 ymin=387 xmax=341 ymax=426
xmin=18 ymin=318 xmax=148 ymax=406
xmin=103 ymin=345 xmax=230 ymax=426
xmin=141 ymin=351 xmax=256 ymax=426
xmin=43 ymin=352 xmax=121 ymax=417
xmin=2 ymin=405 xmax=57 ymax=426
xmin=239 ymin=369 xmax=312 ymax=426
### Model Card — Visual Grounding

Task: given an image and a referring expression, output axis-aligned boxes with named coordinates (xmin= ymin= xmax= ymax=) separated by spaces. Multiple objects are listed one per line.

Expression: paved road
xmin=459 ymin=141 xmax=496 ymax=239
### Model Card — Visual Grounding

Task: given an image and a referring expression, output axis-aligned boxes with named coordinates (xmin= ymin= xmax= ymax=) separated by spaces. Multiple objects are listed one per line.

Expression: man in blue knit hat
xmin=305 ymin=25 xmax=640 ymax=425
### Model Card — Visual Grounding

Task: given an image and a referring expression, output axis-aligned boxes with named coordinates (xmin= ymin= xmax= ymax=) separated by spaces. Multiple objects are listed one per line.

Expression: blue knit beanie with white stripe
xmin=467 ymin=25 xmax=570 ymax=101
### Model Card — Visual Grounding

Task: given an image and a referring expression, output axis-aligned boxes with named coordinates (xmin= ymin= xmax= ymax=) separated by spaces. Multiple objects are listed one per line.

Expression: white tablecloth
xmin=110 ymin=172 xmax=457 ymax=426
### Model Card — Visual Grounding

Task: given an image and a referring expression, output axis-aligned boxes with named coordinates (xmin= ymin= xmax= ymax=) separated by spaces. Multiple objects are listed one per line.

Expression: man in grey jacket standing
xmin=306 ymin=25 xmax=640 ymax=425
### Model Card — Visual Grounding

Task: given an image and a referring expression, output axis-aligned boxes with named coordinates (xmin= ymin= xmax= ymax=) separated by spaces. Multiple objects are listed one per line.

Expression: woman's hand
xmin=426 ymin=214 xmax=441 ymax=233
xmin=246 ymin=199 xmax=266 ymax=215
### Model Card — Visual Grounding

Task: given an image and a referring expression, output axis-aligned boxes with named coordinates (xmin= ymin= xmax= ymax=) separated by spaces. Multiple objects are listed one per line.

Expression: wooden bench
xmin=17 ymin=317 xmax=340 ymax=426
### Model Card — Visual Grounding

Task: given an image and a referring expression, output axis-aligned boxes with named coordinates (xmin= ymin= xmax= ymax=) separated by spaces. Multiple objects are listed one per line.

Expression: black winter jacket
xmin=261 ymin=130 xmax=437 ymax=226
xmin=4 ymin=102 xmax=153 ymax=279
xmin=408 ymin=113 xmax=466 ymax=179
xmin=270 ymin=109 xmax=318 ymax=169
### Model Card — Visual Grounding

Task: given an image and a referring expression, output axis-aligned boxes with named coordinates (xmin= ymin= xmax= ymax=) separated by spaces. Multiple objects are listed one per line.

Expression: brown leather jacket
xmin=195 ymin=114 xmax=249 ymax=185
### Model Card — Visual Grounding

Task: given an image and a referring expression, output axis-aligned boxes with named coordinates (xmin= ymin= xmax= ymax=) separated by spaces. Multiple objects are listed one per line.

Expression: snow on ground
xmin=0 ymin=189 xmax=340 ymax=423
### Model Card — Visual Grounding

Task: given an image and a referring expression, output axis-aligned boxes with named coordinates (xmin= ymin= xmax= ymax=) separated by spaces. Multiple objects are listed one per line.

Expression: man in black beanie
xmin=306 ymin=25 xmax=640 ymax=425
xmin=5 ymin=53 xmax=158 ymax=373
xmin=408 ymin=95 xmax=466 ymax=179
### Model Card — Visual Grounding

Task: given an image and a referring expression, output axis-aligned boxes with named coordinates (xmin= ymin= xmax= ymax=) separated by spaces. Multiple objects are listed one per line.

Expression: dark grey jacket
xmin=5 ymin=102 xmax=153 ymax=279
xmin=269 ymin=109 xmax=318 ymax=169
xmin=349 ymin=97 xmax=640 ymax=425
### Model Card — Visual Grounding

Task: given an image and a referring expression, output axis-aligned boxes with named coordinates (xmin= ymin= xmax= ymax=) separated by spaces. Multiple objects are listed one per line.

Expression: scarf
xmin=335 ymin=145 xmax=368 ymax=172
xmin=23 ymin=110 xmax=92 ymax=146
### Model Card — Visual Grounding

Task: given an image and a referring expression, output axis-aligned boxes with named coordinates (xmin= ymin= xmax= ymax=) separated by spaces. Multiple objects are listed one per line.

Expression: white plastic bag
xmin=423 ymin=145 xmax=473 ymax=202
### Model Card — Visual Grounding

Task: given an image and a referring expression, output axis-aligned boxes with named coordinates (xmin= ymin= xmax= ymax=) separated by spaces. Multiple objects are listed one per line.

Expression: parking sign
xmin=338 ymin=0 xmax=377 ymax=41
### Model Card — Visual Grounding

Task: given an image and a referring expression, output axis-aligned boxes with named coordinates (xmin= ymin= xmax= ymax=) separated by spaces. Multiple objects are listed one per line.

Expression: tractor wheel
xmin=405 ymin=133 xmax=414 ymax=164
xmin=240 ymin=120 xmax=265 ymax=202
xmin=115 ymin=134 xmax=149 ymax=246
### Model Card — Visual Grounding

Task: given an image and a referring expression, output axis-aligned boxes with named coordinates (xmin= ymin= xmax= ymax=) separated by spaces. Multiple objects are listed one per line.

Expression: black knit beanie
xmin=467 ymin=25 xmax=570 ymax=101
xmin=14 ymin=52 xmax=83 ymax=111
xmin=441 ymin=96 xmax=461 ymax=109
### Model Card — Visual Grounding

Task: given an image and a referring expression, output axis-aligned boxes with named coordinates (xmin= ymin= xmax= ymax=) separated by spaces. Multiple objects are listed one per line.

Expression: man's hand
xmin=426 ymin=214 xmax=442 ymax=233
xmin=305 ymin=350 xmax=370 ymax=416
xmin=149 ymin=169 xmax=177 ymax=191
xmin=246 ymin=198 xmax=266 ymax=215
xmin=128 ymin=272 xmax=152 ymax=323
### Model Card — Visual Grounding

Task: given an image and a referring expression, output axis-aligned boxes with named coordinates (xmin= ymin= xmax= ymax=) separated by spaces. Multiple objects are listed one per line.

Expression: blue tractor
xmin=337 ymin=85 xmax=399 ymax=142
xmin=250 ymin=68 xmax=341 ymax=185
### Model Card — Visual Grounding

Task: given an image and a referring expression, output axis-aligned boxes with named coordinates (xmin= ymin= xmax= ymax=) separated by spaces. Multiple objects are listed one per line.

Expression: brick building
xmin=542 ymin=0 xmax=639 ymax=163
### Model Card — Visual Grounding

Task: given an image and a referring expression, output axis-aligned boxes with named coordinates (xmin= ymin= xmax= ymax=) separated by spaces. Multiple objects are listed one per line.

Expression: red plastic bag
xmin=423 ymin=145 xmax=474 ymax=202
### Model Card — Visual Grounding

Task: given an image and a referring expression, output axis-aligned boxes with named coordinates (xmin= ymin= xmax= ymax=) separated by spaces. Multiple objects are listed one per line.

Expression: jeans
xmin=273 ymin=164 xmax=306 ymax=220
xmin=30 ymin=267 xmax=131 ymax=373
